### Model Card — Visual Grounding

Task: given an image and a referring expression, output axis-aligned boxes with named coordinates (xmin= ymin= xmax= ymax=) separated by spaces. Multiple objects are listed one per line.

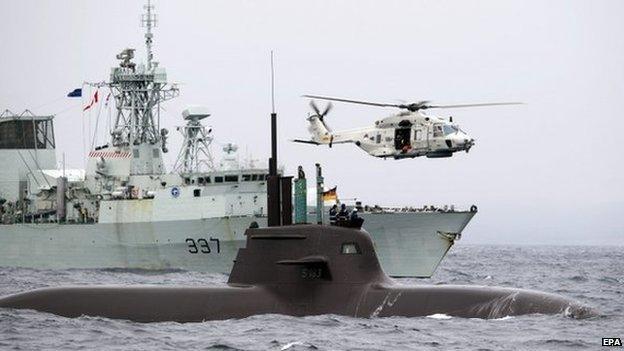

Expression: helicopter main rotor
xmin=303 ymin=95 xmax=523 ymax=112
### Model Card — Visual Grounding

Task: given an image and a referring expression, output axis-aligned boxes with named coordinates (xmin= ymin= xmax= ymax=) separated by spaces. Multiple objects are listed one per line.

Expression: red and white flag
xmin=83 ymin=90 xmax=99 ymax=111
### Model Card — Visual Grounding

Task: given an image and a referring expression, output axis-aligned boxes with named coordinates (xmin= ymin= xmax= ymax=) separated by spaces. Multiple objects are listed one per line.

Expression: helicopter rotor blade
xmin=304 ymin=94 xmax=523 ymax=112
xmin=303 ymin=95 xmax=402 ymax=109
xmin=424 ymin=102 xmax=524 ymax=109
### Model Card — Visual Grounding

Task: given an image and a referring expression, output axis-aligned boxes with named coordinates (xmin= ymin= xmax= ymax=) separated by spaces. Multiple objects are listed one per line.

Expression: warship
xmin=0 ymin=1 xmax=475 ymax=277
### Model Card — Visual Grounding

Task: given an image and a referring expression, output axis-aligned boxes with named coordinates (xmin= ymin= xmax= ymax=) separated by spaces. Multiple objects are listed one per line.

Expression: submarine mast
xmin=266 ymin=51 xmax=293 ymax=226
xmin=267 ymin=51 xmax=280 ymax=226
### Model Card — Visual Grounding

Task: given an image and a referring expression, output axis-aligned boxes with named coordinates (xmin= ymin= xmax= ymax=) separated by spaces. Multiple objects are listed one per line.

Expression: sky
xmin=0 ymin=0 xmax=622 ymax=245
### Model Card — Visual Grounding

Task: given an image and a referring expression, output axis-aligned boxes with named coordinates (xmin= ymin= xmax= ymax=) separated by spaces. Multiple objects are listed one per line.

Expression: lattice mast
xmin=108 ymin=0 xmax=179 ymax=175
xmin=173 ymin=108 xmax=216 ymax=174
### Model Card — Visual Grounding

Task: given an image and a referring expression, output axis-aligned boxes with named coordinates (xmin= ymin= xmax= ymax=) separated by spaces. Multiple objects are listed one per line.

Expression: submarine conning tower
xmin=228 ymin=224 xmax=391 ymax=286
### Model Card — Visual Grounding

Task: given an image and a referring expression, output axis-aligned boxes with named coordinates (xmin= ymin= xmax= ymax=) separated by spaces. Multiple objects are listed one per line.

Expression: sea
xmin=0 ymin=245 xmax=622 ymax=351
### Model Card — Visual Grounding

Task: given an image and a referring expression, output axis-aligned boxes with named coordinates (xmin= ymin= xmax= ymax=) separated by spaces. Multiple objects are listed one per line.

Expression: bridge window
xmin=225 ymin=175 xmax=239 ymax=182
xmin=242 ymin=174 xmax=252 ymax=181
xmin=0 ymin=119 xmax=55 ymax=149
xmin=214 ymin=176 xmax=223 ymax=183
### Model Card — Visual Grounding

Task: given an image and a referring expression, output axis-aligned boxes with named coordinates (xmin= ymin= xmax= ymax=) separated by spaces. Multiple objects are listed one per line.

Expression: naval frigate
xmin=0 ymin=1 xmax=475 ymax=277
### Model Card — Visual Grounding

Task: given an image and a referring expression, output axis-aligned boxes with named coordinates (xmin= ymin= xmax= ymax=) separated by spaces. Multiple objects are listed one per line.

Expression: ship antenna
xmin=270 ymin=50 xmax=276 ymax=114
xmin=142 ymin=0 xmax=157 ymax=70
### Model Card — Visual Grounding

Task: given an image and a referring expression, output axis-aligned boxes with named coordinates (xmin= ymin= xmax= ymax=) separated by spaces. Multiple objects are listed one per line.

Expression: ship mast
xmin=173 ymin=108 xmax=216 ymax=174
xmin=143 ymin=0 xmax=155 ymax=71
xmin=108 ymin=0 xmax=179 ymax=175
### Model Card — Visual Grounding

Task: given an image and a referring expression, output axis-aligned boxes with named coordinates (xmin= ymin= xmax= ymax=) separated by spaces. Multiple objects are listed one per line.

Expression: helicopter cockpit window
xmin=443 ymin=125 xmax=458 ymax=135
xmin=433 ymin=124 xmax=444 ymax=138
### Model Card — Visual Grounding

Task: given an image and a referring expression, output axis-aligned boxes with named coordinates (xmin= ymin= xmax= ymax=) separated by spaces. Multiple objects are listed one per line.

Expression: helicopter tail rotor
xmin=309 ymin=100 xmax=333 ymax=122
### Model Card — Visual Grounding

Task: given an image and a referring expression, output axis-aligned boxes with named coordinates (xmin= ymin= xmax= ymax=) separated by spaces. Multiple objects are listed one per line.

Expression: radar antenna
xmin=173 ymin=107 xmax=215 ymax=174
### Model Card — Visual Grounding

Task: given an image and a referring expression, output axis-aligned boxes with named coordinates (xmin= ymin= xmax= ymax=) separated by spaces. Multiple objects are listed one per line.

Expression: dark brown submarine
xmin=0 ymin=224 xmax=597 ymax=322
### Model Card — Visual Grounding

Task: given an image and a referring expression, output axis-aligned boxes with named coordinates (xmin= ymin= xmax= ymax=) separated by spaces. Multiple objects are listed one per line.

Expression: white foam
xmin=492 ymin=316 xmax=514 ymax=321
xmin=426 ymin=313 xmax=452 ymax=320
xmin=281 ymin=341 xmax=305 ymax=350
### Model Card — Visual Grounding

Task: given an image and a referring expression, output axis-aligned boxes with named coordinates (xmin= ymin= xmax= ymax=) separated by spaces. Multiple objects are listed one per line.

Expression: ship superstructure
xmin=0 ymin=1 xmax=475 ymax=277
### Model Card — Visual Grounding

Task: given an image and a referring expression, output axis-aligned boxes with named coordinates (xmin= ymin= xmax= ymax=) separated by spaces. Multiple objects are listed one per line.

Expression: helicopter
xmin=293 ymin=95 xmax=522 ymax=159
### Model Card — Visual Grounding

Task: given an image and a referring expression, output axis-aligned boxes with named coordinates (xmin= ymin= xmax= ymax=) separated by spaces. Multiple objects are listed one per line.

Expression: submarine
xmin=0 ymin=224 xmax=597 ymax=322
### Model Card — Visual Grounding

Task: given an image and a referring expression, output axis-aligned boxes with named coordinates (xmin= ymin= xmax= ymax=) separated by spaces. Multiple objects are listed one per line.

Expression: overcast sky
xmin=1 ymin=0 xmax=622 ymax=245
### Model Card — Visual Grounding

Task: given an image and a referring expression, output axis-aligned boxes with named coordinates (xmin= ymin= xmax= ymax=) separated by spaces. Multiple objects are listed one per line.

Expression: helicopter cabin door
xmin=413 ymin=128 xmax=424 ymax=150
xmin=394 ymin=128 xmax=412 ymax=150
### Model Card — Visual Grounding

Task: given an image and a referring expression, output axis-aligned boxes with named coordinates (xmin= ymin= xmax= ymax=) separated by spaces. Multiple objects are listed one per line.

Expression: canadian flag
xmin=83 ymin=90 xmax=99 ymax=111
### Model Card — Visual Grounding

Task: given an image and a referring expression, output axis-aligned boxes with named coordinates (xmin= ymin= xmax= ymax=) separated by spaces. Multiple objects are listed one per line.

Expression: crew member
xmin=349 ymin=208 xmax=364 ymax=228
xmin=350 ymin=208 xmax=359 ymax=222
xmin=329 ymin=204 xmax=338 ymax=226
xmin=337 ymin=204 xmax=349 ymax=225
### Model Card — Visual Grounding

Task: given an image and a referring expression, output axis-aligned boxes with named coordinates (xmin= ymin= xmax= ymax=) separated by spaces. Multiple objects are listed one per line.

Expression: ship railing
xmin=360 ymin=204 xmax=477 ymax=214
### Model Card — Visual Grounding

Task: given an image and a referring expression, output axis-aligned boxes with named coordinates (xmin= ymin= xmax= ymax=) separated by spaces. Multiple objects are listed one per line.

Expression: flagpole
xmin=81 ymin=84 xmax=87 ymax=168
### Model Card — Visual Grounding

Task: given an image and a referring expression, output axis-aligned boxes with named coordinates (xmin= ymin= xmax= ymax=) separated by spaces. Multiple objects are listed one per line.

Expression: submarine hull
xmin=0 ymin=284 xmax=596 ymax=322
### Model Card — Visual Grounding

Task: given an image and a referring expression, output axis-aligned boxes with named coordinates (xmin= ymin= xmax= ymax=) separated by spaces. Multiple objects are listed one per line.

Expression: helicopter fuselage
xmin=303 ymin=111 xmax=475 ymax=160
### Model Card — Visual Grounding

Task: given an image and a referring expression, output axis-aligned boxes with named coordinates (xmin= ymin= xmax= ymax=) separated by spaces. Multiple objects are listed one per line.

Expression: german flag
xmin=322 ymin=186 xmax=337 ymax=201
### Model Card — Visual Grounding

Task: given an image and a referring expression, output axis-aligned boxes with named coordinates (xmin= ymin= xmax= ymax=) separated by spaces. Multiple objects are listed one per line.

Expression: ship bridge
xmin=0 ymin=110 xmax=56 ymax=202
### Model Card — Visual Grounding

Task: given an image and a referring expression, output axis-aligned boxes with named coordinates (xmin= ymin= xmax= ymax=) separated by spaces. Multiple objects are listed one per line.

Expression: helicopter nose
xmin=446 ymin=135 xmax=474 ymax=150
xmin=464 ymin=138 xmax=475 ymax=152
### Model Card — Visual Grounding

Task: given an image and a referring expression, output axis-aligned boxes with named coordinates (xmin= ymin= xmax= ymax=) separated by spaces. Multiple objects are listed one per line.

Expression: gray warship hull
xmin=0 ymin=211 xmax=474 ymax=277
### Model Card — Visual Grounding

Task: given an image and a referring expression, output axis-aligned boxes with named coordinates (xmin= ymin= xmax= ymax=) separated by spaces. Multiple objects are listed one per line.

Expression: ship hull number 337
xmin=185 ymin=238 xmax=220 ymax=254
